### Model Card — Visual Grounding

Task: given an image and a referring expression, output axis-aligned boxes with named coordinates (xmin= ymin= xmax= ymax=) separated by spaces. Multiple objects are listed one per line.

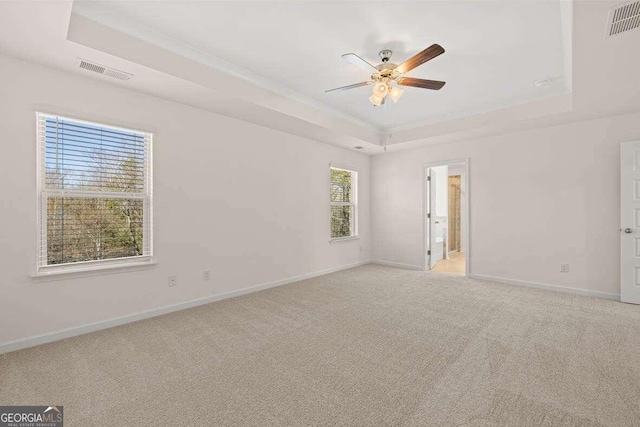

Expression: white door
xmin=621 ymin=141 xmax=640 ymax=304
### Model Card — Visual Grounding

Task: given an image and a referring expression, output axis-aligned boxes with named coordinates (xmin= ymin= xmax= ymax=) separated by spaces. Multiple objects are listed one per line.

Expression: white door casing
xmin=621 ymin=141 xmax=640 ymax=304
xmin=425 ymin=170 xmax=431 ymax=269
xmin=429 ymin=169 xmax=439 ymax=269
xmin=423 ymin=159 xmax=470 ymax=277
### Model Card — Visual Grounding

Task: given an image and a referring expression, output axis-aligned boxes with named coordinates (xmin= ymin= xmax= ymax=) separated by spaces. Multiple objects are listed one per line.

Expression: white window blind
xmin=330 ymin=166 xmax=358 ymax=239
xmin=36 ymin=113 xmax=153 ymax=272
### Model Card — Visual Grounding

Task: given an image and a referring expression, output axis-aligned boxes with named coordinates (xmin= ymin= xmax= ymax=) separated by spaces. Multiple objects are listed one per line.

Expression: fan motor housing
xmin=376 ymin=63 xmax=398 ymax=72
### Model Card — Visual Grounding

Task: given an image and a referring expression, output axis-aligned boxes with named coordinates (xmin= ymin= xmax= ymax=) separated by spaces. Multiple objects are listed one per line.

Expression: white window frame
xmin=329 ymin=165 xmax=358 ymax=242
xmin=35 ymin=112 xmax=154 ymax=276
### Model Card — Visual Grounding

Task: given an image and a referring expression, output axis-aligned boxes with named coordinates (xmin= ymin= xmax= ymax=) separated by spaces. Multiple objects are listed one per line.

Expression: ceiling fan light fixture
xmin=369 ymin=94 xmax=383 ymax=106
xmin=327 ymin=44 xmax=446 ymax=106
xmin=389 ymin=86 xmax=405 ymax=103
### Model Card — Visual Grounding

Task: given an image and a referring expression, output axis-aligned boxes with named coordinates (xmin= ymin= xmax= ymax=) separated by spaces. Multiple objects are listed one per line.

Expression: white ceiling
xmin=72 ymin=0 xmax=570 ymax=132
xmin=0 ymin=1 xmax=638 ymax=154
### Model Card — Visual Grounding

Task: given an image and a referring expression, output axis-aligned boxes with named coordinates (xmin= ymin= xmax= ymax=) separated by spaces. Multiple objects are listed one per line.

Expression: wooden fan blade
xmin=396 ymin=44 xmax=445 ymax=74
xmin=325 ymin=81 xmax=372 ymax=93
xmin=342 ymin=53 xmax=379 ymax=73
xmin=397 ymin=77 xmax=446 ymax=90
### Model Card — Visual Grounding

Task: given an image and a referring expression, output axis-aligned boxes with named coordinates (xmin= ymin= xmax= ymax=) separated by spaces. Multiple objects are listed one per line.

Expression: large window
xmin=36 ymin=113 xmax=153 ymax=273
xmin=330 ymin=166 xmax=358 ymax=239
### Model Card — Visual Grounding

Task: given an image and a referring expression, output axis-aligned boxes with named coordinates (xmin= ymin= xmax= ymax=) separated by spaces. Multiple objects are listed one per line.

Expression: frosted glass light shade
xmin=389 ymin=86 xmax=405 ymax=103
xmin=369 ymin=95 xmax=383 ymax=106
xmin=373 ymin=82 xmax=388 ymax=97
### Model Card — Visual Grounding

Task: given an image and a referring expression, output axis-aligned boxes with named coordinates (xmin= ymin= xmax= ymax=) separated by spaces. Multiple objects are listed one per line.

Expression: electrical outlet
xmin=203 ymin=270 xmax=211 ymax=281
xmin=560 ymin=263 xmax=569 ymax=273
xmin=168 ymin=275 xmax=177 ymax=287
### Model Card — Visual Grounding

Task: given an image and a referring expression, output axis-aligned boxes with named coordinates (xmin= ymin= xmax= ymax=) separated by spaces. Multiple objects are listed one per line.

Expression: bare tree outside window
xmin=38 ymin=114 xmax=152 ymax=271
xmin=330 ymin=167 xmax=357 ymax=239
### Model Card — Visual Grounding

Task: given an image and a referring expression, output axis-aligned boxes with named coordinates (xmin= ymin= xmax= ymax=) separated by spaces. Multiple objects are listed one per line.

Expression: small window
xmin=330 ymin=166 xmax=358 ymax=239
xmin=36 ymin=113 xmax=153 ymax=273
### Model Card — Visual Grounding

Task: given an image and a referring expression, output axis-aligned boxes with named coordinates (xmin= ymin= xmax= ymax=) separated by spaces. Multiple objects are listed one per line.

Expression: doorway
xmin=424 ymin=160 xmax=469 ymax=276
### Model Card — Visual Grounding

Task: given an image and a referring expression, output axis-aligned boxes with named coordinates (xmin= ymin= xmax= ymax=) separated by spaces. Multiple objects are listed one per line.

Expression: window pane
xmin=331 ymin=205 xmax=353 ymax=238
xmin=45 ymin=118 xmax=145 ymax=192
xmin=330 ymin=168 xmax=353 ymax=203
xmin=46 ymin=197 xmax=144 ymax=265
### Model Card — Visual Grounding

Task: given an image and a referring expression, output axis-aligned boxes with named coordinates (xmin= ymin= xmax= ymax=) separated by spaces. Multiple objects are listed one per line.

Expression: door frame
xmin=423 ymin=158 xmax=470 ymax=277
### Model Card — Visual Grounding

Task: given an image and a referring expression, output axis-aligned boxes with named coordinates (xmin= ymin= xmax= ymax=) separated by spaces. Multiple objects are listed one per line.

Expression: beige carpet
xmin=1 ymin=264 xmax=640 ymax=426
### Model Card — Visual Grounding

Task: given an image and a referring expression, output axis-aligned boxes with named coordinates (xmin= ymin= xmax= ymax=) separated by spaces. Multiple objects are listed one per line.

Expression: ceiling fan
xmin=326 ymin=44 xmax=446 ymax=106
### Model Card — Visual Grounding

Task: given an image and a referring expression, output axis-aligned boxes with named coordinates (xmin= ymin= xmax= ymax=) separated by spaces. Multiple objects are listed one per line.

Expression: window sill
xmin=31 ymin=259 xmax=158 ymax=282
xmin=329 ymin=236 xmax=360 ymax=244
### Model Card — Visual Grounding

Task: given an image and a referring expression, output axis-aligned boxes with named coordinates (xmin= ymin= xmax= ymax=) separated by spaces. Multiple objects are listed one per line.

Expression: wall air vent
xmin=606 ymin=0 xmax=640 ymax=37
xmin=74 ymin=58 xmax=133 ymax=81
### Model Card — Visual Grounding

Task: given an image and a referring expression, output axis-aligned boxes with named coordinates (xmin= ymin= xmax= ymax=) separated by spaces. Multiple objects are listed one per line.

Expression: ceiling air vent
xmin=74 ymin=58 xmax=133 ymax=81
xmin=606 ymin=0 xmax=640 ymax=37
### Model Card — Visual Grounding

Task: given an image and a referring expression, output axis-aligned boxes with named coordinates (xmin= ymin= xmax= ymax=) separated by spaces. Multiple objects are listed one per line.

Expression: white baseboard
xmin=469 ymin=274 xmax=620 ymax=301
xmin=371 ymin=259 xmax=424 ymax=271
xmin=0 ymin=260 xmax=371 ymax=355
